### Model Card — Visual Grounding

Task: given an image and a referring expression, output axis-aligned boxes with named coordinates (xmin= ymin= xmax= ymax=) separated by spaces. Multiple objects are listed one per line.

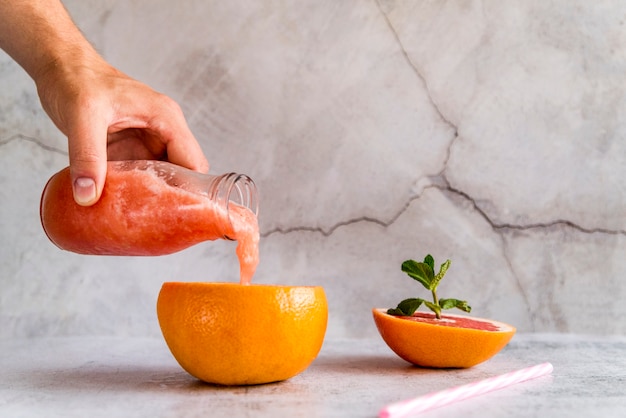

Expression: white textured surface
xmin=1 ymin=335 xmax=625 ymax=418
xmin=1 ymin=0 xmax=625 ymax=339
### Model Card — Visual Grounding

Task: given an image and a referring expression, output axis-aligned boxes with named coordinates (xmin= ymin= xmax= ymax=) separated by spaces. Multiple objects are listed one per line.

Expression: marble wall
xmin=1 ymin=0 xmax=624 ymax=339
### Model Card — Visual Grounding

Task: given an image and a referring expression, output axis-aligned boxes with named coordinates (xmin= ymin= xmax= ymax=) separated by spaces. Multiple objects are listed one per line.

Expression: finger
xmin=149 ymin=94 xmax=209 ymax=173
xmin=67 ymin=111 xmax=109 ymax=206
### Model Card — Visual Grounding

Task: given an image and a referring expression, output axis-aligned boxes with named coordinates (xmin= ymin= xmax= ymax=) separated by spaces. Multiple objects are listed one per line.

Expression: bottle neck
xmin=112 ymin=160 xmax=259 ymax=214
xmin=208 ymin=173 xmax=259 ymax=240
xmin=209 ymin=173 xmax=259 ymax=217
xmin=111 ymin=160 xmax=259 ymax=240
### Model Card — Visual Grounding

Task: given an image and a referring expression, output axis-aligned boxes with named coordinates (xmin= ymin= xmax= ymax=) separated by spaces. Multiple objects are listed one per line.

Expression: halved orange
xmin=372 ymin=308 xmax=516 ymax=368
xmin=157 ymin=282 xmax=328 ymax=385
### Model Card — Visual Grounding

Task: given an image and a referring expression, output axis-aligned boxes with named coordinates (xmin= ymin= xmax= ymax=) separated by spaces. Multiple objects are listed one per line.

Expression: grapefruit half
xmin=158 ymin=282 xmax=328 ymax=385
xmin=373 ymin=308 xmax=516 ymax=368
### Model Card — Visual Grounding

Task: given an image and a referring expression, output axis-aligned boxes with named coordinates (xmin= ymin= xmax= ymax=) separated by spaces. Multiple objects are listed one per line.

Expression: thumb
xmin=67 ymin=119 xmax=108 ymax=206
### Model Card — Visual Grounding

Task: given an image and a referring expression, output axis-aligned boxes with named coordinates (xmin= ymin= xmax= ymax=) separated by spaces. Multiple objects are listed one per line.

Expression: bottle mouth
xmin=210 ymin=173 xmax=258 ymax=241
xmin=219 ymin=173 xmax=259 ymax=216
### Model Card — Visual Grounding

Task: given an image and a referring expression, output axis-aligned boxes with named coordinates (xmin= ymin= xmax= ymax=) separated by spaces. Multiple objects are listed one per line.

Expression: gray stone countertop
xmin=1 ymin=334 xmax=624 ymax=417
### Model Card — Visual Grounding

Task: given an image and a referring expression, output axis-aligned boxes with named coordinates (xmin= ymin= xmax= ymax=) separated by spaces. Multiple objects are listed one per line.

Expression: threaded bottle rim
xmin=213 ymin=172 xmax=259 ymax=216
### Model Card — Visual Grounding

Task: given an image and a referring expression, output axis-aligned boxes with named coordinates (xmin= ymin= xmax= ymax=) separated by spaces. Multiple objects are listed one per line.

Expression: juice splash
xmin=229 ymin=204 xmax=259 ymax=285
xmin=41 ymin=161 xmax=259 ymax=284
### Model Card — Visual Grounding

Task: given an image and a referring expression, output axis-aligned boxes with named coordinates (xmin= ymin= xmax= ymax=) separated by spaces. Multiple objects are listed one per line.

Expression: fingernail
xmin=73 ymin=177 xmax=97 ymax=206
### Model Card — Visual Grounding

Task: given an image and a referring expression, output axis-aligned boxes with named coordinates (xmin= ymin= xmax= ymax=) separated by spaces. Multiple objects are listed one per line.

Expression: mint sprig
xmin=387 ymin=254 xmax=471 ymax=319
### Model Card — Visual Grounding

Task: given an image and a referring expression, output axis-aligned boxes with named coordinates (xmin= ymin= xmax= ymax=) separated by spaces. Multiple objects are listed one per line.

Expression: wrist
xmin=0 ymin=0 xmax=104 ymax=85
xmin=33 ymin=44 xmax=106 ymax=89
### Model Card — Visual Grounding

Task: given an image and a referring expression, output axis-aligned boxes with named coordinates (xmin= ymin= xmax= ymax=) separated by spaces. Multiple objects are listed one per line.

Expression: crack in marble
xmin=373 ymin=0 xmax=458 ymax=186
xmin=432 ymin=173 xmax=535 ymax=329
xmin=5 ymin=129 xmax=622 ymax=240
xmin=369 ymin=1 xmax=626 ymax=239
xmin=370 ymin=0 xmax=622 ymax=329
xmin=265 ymin=4 xmax=624 ymax=235
xmin=374 ymin=0 xmax=459 ymax=139
xmin=0 ymin=133 xmax=66 ymax=155
xmin=500 ymin=237 xmax=537 ymax=331
xmin=262 ymin=176 xmax=626 ymax=332
xmin=370 ymin=1 xmax=537 ymax=319
xmin=262 ymin=181 xmax=626 ymax=240
xmin=440 ymin=177 xmax=626 ymax=236
xmin=261 ymin=192 xmax=423 ymax=239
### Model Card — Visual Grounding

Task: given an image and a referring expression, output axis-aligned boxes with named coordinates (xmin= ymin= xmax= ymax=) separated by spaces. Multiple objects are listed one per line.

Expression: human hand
xmin=35 ymin=55 xmax=209 ymax=206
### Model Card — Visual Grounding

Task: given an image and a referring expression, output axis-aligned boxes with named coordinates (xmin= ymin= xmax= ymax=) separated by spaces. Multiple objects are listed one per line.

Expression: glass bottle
xmin=40 ymin=160 xmax=258 ymax=256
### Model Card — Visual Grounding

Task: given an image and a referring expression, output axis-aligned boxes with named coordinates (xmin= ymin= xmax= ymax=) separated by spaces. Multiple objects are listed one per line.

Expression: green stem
xmin=432 ymin=289 xmax=440 ymax=319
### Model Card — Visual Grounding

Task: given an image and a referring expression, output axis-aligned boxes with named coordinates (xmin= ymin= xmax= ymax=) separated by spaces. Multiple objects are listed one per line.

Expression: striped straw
xmin=379 ymin=362 xmax=553 ymax=418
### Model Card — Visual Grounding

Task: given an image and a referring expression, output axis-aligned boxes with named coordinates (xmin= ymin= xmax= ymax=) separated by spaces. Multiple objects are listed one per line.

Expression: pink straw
xmin=379 ymin=362 xmax=553 ymax=418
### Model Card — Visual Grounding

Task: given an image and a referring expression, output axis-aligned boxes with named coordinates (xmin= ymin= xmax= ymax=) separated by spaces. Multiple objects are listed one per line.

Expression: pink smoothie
xmin=41 ymin=163 xmax=259 ymax=284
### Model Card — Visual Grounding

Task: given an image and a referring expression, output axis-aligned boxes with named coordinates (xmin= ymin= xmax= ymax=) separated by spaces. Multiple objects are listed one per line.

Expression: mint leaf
xmin=401 ymin=260 xmax=434 ymax=290
xmin=390 ymin=254 xmax=472 ymax=321
xmin=424 ymin=254 xmax=435 ymax=271
xmin=439 ymin=298 xmax=472 ymax=313
xmin=431 ymin=259 xmax=451 ymax=290
xmin=387 ymin=298 xmax=424 ymax=316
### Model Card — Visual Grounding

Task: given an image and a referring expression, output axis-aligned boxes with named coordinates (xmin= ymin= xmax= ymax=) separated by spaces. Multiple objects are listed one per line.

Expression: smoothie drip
xmin=228 ymin=204 xmax=260 ymax=285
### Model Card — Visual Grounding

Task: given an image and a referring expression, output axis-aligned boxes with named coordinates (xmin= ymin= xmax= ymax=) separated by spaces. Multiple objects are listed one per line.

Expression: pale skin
xmin=0 ymin=0 xmax=209 ymax=206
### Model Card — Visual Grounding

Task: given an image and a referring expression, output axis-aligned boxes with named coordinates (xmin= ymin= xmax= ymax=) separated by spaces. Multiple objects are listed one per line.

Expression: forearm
xmin=0 ymin=0 xmax=100 ymax=82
